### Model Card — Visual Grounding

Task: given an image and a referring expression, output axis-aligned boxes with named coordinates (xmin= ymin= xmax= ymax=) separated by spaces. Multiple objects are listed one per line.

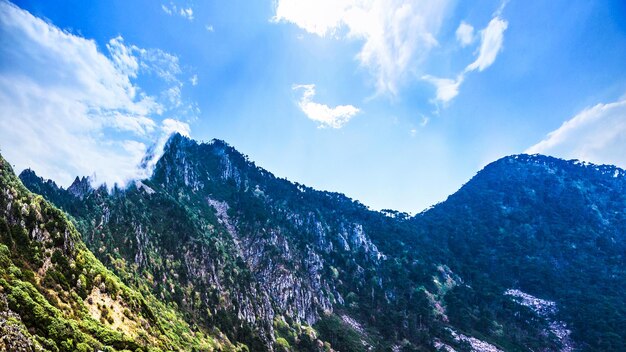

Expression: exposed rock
xmin=505 ymin=289 xmax=574 ymax=352
xmin=447 ymin=328 xmax=503 ymax=352
xmin=134 ymin=180 xmax=155 ymax=194
xmin=0 ymin=293 xmax=43 ymax=352
xmin=67 ymin=176 xmax=92 ymax=199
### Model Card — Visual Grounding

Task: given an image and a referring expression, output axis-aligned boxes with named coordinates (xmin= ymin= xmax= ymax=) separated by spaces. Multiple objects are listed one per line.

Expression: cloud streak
xmin=293 ymin=84 xmax=360 ymax=128
xmin=526 ymin=97 xmax=626 ymax=168
xmin=0 ymin=1 xmax=194 ymax=188
xmin=465 ymin=17 xmax=508 ymax=73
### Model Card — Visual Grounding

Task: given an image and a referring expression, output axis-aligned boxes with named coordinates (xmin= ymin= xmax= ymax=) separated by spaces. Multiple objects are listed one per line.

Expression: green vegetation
xmin=315 ymin=315 xmax=367 ymax=352
xmin=0 ymin=154 xmax=242 ymax=351
xmin=413 ymin=155 xmax=626 ymax=351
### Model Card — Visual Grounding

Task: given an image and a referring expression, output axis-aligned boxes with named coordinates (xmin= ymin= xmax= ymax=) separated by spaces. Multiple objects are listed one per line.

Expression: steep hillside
xmin=411 ymin=154 xmax=626 ymax=351
xmin=0 ymin=154 xmax=241 ymax=351
xmin=19 ymin=134 xmax=589 ymax=352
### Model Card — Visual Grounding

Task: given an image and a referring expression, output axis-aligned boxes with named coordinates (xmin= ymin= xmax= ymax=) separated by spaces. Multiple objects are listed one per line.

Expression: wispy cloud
xmin=465 ymin=17 xmax=508 ymax=72
xmin=526 ymin=97 xmax=626 ymax=168
xmin=179 ymin=7 xmax=193 ymax=20
xmin=423 ymin=8 xmax=508 ymax=105
xmin=161 ymin=4 xmax=173 ymax=15
xmin=455 ymin=21 xmax=474 ymax=47
xmin=161 ymin=2 xmax=193 ymax=21
xmin=0 ymin=1 xmax=195 ymax=188
xmin=293 ymin=84 xmax=360 ymax=128
xmin=421 ymin=75 xmax=464 ymax=104
xmin=274 ymin=0 xmax=450 ymax=95
xmin=162 ymin=118 xmax=191 ymax=137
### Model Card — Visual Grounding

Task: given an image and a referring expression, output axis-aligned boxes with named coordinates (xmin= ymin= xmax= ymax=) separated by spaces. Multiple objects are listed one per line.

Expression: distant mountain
xmin=13 ymin=133 xmax=626 ymax=351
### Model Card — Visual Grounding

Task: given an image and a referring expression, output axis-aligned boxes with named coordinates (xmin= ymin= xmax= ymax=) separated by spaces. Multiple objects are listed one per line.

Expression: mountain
xmin=20 ymin=134 xmax=427 ymax=351
xmin=410 ymin=154 xmax=626 ymax=351
xmin=0 ymin=154 xmax=242 ymax=351
xmin=12 ymin=133 xmax=626 ymax=351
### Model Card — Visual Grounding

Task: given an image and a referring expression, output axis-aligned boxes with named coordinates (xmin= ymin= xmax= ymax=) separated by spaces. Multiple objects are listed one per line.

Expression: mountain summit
xmin=8 ymin=134 xmax=626 ymax=351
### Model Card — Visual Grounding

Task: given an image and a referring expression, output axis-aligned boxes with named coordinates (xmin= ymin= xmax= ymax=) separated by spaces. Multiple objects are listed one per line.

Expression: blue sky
xmin=1 ymin=0 xmax=625 ymax=213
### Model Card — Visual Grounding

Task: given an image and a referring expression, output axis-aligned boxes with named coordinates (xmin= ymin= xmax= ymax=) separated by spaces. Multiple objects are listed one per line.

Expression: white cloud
xmin=465 ymin=16 xmax=508 ymax=72
xmin=110 ymin=112 xmax=157 ymax=136
xmin=107 ymin=36 xmax=140 ymax=77
xmin=179 ymin=8 xmax=193 ymax=20
xmin=139 ymin=48 xmax=181 ymax=82
xmin=409 ymin=115 xmax=429 ymax=136
xmin=0 ymin=1 xmax=195 ymax=188
xmin=205 ymin=24 xmax=214 ymax=32
xmin=421 ymin=75 xmax=464 ymax=103
xmin=190 ymin=74 xmax=198 ymax=86
xmin=164 ymin=84 xmax=182 ymax=107
xmin=273 ymin=0 xmax=351 ymax=37
xmin=137 ymin=119 xmax=191 ymax=175
xmin=274 ymin=0 xmax=450 ymax=95
xmin=494 ymin=0 xmax=509 ymax=17
xmin=455 ymin=21 xmax=474 ymax=47
xmin=526 ymin=98 xmax=626 ymax=168
xmin=423 ymin=13 xmax=508 ymax=104
xmin=293 ymin=84 xmax=360 ymax=128
xmin=161 ymin=4 xmax=172 ymax=15
xmin=162 ymin=118 xmax=191 ymax=137
xmin=161 ymin=3 xmax=193 ymax=21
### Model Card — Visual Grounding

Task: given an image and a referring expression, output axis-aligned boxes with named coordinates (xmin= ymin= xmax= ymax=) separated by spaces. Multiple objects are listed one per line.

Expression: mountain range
xmin=2 ymin=133 xmax=625 ymax=352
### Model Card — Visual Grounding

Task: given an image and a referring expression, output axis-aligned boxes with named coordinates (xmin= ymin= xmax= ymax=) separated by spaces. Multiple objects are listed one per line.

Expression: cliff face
xmin=17 ymin=134 xmax=626 ymax=351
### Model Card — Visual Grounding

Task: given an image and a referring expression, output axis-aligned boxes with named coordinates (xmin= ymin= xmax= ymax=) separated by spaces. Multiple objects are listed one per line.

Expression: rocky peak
xmin=164 ymin=132 xmax=197 ymax=153
xmin=67 ymin=175 xmax=92 ymax=199
xmin=18 ymin=168 xmax=55 ymax=189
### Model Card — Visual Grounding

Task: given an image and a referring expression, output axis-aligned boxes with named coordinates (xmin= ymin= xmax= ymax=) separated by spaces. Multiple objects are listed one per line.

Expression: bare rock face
xmin=447 ymin=328 xmax=504 ymax=352
xmin=0 ymin=293 xmax=42 ymax=352
xmin=67 ymin=176 xmax=92 ymax=199
xmin=505 ymin=289 xmax=575 ymax=352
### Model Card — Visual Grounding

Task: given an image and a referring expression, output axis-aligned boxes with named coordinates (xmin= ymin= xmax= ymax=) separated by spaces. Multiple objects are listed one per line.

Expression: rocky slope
xmin=17 ymin=134 xmax=626 ymax=351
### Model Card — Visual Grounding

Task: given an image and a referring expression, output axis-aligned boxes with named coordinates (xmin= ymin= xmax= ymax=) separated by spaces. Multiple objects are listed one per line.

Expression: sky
xmin=0 ymin=0 xmax=625 ymax=213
